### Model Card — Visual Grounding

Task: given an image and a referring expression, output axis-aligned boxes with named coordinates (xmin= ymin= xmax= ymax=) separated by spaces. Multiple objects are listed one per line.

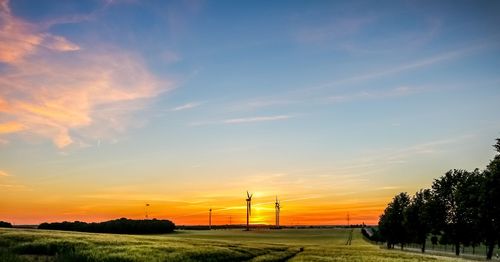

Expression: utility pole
xmin=209 ymin=208 xmax=212 ymax=230
xmin=275 ymin=196 xmax=280 ymax=229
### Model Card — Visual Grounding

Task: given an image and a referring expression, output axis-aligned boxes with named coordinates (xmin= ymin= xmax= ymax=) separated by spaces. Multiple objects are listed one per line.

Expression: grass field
xmin=0 ymin=227 xmax=472 ymax=261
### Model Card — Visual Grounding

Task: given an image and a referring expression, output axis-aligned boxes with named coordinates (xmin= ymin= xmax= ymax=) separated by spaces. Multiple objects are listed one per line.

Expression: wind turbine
xmin=275 ymin=196 xmax=281 ymax=229
xmin=246 ymin=191 xmax=253 ymax=231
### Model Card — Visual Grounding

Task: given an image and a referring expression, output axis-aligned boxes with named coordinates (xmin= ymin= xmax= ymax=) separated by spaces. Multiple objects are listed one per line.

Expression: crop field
xmin=0 ymin=228 xmax=471 ymax=261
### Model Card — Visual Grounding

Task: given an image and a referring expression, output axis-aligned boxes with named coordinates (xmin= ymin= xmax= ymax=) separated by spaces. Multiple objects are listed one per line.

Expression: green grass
xmin=0 ymin=228 xmax=473 ymax=261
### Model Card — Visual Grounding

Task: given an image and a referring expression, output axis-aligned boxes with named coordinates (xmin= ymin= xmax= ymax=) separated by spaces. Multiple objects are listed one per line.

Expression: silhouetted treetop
xmin=494 ymin=138 xmax=500 ymax=153
xmin=0 ymin=221 xmax=12 ymax=228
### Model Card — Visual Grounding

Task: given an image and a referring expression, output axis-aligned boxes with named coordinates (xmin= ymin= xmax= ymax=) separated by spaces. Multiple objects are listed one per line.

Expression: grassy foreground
xmin=0 ymin=228 xmax=470 ymax=261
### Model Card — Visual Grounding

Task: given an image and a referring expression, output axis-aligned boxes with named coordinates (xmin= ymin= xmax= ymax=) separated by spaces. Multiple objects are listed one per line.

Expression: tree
xmin=379 ymin=192 xmax=410 ymax=249
xmin=0 ymin=221 xmax=12 ymax=228
xmin=457 ymin=169 xmax=482 ymax=254
xmin=431 ymin=169 xmax=471 ymax=256
xmin=480 ymin=138 xmax=500 ymax=260
xmin=404 ymin=189 xmax=432 ymax=253
xmin=431 ymin=236 xmax=438 ymax=249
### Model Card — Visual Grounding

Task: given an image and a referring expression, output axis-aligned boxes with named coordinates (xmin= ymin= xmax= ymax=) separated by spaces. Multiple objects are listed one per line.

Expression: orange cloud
xmin=0 ymin=121 xmax=24 ymax=134
xmin=0 ymin=0 xmax=172 ymax=148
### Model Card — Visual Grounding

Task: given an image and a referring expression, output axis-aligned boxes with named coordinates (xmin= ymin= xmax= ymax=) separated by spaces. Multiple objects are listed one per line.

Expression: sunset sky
xmin=1 ymin=0 xmax=500 ymax=225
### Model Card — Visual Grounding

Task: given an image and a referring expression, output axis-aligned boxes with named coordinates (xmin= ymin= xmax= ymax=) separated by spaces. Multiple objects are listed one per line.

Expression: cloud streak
xmin=231 ymin=44 xmax=488 ymax=111
xmin=223 ymin=115 xmax=293 ymax=124
xmin=171 ymin=102 xmax=202 ymax=112
xmin=190 ymin=115 xmax=294 ymax=126
xmin=308 ymin=45 xmax=486 ymax=92
xmin=328 ymin=86 xmax=423 ymax=103
xmin=294 ymin=16 xmax=376 ymax=44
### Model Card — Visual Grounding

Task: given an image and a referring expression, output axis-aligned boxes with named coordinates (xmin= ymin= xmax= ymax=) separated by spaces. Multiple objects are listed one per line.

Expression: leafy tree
xmin=379 ymin=192 xmax=410 ymax=249
xmin=431 ymin=169 xmax=471 ymax=256
xmin=457 ymin=169 xmax=482 ymax=254
xmin=403 ymin=189 xmax=432 ymax=253
xmin=480 ymin=138 xmax=500 ymax=260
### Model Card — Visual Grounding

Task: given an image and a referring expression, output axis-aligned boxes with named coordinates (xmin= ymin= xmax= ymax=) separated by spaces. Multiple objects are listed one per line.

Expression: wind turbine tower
xmin=275 ymin=196 xmax=281 ymax=229
xmin=246 ymin=191 xmax=253 ymax=231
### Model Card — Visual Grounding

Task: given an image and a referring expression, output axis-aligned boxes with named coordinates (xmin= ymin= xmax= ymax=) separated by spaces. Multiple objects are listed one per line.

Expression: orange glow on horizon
xmin=0 ymin=191 xmax=387 ymax=226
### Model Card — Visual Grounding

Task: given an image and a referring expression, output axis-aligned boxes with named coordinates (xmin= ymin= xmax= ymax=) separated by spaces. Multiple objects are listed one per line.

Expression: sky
xmin=1 ymin=0 xmax=500 ymax=226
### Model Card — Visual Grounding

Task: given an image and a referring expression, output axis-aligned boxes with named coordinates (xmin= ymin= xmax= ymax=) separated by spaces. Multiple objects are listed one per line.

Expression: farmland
xmin=0 ymin=227 xmax=473 ymax=261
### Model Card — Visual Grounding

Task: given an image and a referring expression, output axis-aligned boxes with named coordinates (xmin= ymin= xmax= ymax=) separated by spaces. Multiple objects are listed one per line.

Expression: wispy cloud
xmin=0 ymin=0 xmax=172 ymax=148
xmin=353 ymin=134 xmax=477 ymax=169
xmin=310 ymin=46 xmax=485 ymax=91
xmin=223 ymin=115 xmax=293 ymax=124
xmin=0 ymin=170 xmax=9 ymax=177
xmin=190 ymin=115 xmax=295 ymax=126
xmin=0 ymin=0 xmax=80 ymax=63
xmin=375 ymin=186 xmax=400 ymax=191
xmin=170 ymin=102 xmax=202 ymax=111
xmin=336 ymin=17 xmax=442 ymax=54
xmin=328 ymin=86 xmax=423 ymax=103
xmin=294 ymin=16 xmax=376 ymax=44
xmin=231 ymin=44 xmax=487 ymax=111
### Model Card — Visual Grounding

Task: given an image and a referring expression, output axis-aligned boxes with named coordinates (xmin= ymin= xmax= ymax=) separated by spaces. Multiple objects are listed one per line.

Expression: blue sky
xmin=1 ymin=0 xmax=500 ymax=224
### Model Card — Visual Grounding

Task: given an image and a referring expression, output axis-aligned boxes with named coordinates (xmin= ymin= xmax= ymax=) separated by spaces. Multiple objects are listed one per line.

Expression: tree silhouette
xmin=432 ymin=169 xmax=471 ymax=256
xmin=403 ymin=189 xmax=432 ymax=253
xmin=0 ymin=221 xmax=12 ymax=228
xmin=457 ymin=169 xmax=482 ymax=254
xmin=480 ymin=139 xmax=500 ymax=259
xmin=379 ymin=192 xmax=410 ymax=249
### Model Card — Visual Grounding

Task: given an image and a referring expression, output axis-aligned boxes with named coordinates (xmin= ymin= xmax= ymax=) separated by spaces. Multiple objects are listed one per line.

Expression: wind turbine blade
xmin=247 ymin=191 xmax=250 ymax=198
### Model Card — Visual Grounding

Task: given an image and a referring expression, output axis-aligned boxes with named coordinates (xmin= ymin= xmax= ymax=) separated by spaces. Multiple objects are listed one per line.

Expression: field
xmin=0 ymin=228 xmax=472 ymax=261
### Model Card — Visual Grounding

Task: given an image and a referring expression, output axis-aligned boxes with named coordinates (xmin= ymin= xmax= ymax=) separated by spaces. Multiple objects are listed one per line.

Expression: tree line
xmin=377 ymin=138 xmax=500 ymax=259
xmin=38 ymin=218 xmax=175 ymax=234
